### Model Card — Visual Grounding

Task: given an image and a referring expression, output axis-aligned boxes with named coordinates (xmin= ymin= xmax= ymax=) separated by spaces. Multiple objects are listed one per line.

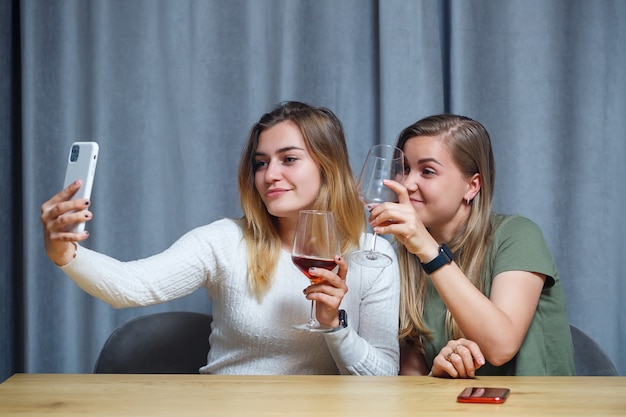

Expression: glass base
xmin=293 ymin=322 xmax=334 ymax=333
xmin=351 ymin=250 xmax=392 ymax=268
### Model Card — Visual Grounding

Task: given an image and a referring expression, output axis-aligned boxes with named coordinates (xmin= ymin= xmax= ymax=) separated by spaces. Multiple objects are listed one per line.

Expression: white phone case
xmin=62 ymin=141 xmax=99 ymax=233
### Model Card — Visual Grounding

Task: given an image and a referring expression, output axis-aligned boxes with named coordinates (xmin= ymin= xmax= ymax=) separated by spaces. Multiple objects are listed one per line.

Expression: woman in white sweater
xmin=41 ymin=101 xmax=400 ymax=375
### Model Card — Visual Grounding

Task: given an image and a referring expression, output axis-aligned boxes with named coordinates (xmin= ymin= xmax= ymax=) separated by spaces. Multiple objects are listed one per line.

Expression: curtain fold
xmin=1 ymin=0 xmax=24 ymax=381
xmin=1 ymin=0 xmax=624 ymax=380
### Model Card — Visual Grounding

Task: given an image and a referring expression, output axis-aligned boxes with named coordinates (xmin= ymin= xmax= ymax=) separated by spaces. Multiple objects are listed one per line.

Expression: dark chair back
xmin=94 ymin=311 xmax=213 ymax=374
xmin=570 ymin=324 xmax=618 ymax=376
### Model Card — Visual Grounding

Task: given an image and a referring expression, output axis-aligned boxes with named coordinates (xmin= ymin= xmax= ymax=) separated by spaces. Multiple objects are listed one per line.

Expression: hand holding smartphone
xmin=62 ymin=141 xmax=99 ymax=233
xmin=457 ymin=387 xmax=510 ymax=404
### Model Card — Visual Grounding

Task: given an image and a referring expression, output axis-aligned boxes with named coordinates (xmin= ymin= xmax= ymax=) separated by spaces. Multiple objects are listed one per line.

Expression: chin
xmin=266 ymin=206 xmax=299 ymax=220
xmin=265 ymin=198 xmax=316 ymax=219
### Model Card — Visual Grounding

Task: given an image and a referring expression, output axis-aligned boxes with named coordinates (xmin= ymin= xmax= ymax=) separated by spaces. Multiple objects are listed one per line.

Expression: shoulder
xmin=491 ymin=213 xmax=545 ymax=242
xmin=489 ymin=213 xmax=557 ymax=287
xmin=175 ymin=218 xmax=244 ymax=251
xmin=492 ymin=213 xmax=540 ymax=230
xmin=189 ymin=218 xmax=243 ymax=237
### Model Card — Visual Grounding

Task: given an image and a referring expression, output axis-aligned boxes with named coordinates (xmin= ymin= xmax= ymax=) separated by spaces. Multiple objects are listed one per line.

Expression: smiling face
xmin=254 ymin=120 xmax=322 ymax=223
xmin=402 ymin=135 xmax=479 ymax=240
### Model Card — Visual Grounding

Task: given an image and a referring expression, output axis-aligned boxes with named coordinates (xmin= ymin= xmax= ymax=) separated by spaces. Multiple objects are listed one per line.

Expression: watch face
xmin=421 ymin=244 xmax=453 ymax=274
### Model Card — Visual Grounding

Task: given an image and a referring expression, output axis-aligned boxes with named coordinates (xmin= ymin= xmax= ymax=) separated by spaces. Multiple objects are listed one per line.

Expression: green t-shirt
xmin=422 ymin=214 xmax=575 ymax=375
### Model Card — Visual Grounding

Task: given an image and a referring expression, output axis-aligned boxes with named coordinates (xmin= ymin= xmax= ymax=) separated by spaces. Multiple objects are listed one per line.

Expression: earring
xmin=466 ymin=198 xmax=471 ymax=205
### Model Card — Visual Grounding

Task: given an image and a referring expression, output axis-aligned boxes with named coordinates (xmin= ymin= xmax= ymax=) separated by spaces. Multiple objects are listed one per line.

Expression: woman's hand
xmin=368 ymin=179 xmax=439 ymax=261
xmin=431 ymin=338 xmax=486 ymax=378
xmin=40 ymin=180 xmax=93 ymax=266
xmin=303 ymin=255 xmax=348 ymax=328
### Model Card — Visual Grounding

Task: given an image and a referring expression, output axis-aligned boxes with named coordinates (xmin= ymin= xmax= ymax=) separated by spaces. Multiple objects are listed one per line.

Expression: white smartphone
xmin=62 ymin=141 xmax=99 ymax=233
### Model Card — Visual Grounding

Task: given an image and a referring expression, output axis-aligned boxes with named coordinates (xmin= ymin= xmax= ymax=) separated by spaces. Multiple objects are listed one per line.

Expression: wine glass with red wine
xmin=291 ymin=210 xmax=340 ymax=332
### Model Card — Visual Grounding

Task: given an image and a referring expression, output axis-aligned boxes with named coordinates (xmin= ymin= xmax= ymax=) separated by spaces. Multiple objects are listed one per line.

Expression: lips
xmin=266 ymin=188 xmax=290 ymax=198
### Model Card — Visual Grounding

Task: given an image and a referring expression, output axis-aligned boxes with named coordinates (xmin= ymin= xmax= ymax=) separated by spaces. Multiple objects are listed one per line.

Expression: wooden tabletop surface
xmin=1 ymin=373 xmax=625 ymax=416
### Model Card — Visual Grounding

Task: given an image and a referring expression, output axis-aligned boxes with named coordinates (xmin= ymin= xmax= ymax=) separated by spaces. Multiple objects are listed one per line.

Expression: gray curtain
xmin=1 ymin=0 xmax=624 ymax=380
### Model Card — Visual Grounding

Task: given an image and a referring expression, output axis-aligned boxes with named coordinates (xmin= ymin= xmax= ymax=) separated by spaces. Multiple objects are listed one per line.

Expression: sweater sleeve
xmin=59 ymin=220 xmax=237 ymax=308
xmin=323 ymin=236 xmax=400 ymax=375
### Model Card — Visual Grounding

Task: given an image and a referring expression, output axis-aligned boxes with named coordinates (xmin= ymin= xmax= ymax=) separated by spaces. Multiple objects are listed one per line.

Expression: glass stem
xmin=309 ymin=300 xmax=316 ymax=325
xmin=370 ymin=232 xmax=378 ymax=252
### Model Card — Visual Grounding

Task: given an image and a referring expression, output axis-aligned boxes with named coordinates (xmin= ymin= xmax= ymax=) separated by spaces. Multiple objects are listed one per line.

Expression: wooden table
xmin=1 ymin=374 xmax=625 ymax=416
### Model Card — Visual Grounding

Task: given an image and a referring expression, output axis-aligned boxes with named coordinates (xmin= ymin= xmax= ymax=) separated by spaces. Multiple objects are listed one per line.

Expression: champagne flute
xmin=351 ymin=144 xmax=405 ymax=268
xmin=291 ymin=210 xmax=340 ymax=332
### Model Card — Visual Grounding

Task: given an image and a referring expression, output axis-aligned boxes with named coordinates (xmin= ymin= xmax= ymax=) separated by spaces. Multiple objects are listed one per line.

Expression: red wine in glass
xmin=292 ymin=210 xmax=340 ymax=332
xmin=291 ymin=255 xmax=336 ymax=284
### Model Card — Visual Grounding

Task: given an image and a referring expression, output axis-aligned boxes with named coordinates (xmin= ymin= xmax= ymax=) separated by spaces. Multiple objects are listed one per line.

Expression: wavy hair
xmin=238 ymin=102 xmax=366 ymax=299
xmin=395 ymin=114 xmax=496 ymax=345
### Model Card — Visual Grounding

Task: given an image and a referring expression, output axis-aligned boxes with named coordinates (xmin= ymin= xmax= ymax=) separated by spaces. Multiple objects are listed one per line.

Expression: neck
xmin=277 ymin=217 xmax=297 ymax=251
xmin=430 ymin=206 xmax=471 ymax=244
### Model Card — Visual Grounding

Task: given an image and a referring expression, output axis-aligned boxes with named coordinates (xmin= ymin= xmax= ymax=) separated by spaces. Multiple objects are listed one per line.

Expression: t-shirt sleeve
xmin=491 ymin=216 xmax=558 ymax=288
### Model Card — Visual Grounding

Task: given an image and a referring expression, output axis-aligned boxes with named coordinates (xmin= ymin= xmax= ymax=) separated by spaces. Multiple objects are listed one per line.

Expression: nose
xmin=402 ymin=171 xmax=418 ymax=192
xmin=264 ymin=159 xmax=282 ymax=182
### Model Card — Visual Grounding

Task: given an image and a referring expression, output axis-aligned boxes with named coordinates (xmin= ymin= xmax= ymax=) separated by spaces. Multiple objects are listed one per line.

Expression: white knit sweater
xmin=61 ymin=218 xmax=400 ymax=375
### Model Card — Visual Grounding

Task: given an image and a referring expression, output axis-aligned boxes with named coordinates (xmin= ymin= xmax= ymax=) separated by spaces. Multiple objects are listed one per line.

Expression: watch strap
xmin=331 ymin=309 xmax=348 ymax=332
xmin=421 ymin=244 xmax=453 ymax=275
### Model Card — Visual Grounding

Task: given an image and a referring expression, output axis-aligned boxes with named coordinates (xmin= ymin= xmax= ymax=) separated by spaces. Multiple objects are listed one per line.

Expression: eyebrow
xmin=255 ymin=146 xmax=306 ymax=157
xmin=417 ymin=157 xmax=443 ymax=166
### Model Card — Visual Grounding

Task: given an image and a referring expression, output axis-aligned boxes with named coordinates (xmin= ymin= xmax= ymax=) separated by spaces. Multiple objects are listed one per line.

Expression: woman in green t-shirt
xmin=371 ymin=114 xmax=574 ymax=377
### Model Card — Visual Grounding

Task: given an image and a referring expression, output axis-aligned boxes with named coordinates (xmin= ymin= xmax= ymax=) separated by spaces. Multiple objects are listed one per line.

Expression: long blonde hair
xmin=237 ymin=102 xmax=366 ymax=299
xmin=395 ymin=115 xmax=496 ymax=345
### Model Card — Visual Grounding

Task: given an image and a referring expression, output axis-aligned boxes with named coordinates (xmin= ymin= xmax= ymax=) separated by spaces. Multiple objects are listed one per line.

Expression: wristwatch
xmin=420 ymin=244 xmax=454 ymax=275
xmin=331 ymin=309 xmax=348 ymax=332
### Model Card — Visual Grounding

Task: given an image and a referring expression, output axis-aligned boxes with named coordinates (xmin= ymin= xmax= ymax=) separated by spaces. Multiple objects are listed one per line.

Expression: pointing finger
xmin=383 ymin=179 xmax=411 ymax=205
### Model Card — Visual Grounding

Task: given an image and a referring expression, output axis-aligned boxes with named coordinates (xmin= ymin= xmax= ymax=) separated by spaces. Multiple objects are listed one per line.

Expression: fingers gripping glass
xmin=351 ymin=144 xmax=405 ymax=268
xmin=291 ymin=210 xmax=341 ymax=332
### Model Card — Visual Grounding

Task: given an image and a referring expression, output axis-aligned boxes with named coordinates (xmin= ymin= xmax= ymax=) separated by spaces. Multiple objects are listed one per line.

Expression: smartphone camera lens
xmin=70 ymin=145 xmax=80 ymax=162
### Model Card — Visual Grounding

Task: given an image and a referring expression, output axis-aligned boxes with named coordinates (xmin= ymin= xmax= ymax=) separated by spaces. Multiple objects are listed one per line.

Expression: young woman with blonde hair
xmin=371 ymin=114 xmax=574 ymax=377
xmin=41 ymin=101 xmax=400 ymax=375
